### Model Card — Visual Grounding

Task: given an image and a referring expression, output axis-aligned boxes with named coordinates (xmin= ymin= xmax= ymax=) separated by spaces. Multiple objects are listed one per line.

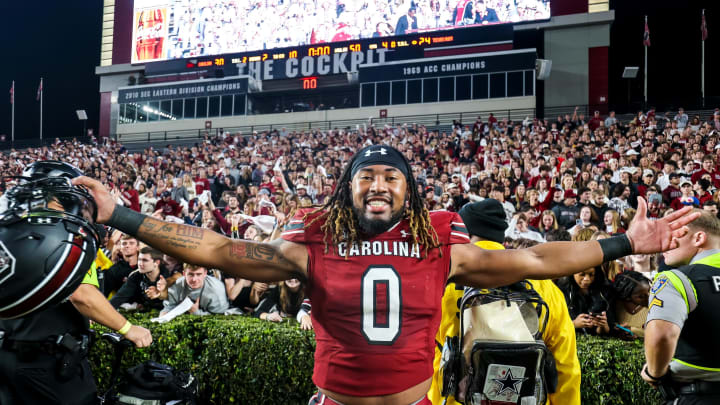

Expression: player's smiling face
xmin=351 ymin=164 xmax=407 ymax=236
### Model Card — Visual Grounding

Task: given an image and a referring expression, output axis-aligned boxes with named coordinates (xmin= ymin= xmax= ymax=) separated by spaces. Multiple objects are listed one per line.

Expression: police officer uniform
xmin=646 ymin=249 xmax=720 ymax=404
xmin=0 ymin=263 xmax=100 ymax=405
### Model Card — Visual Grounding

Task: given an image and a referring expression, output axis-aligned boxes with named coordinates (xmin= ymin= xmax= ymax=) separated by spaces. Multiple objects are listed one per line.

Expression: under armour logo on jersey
xmin=400 ymin=230 xmax=409 ymax=238
xmin=364 ymin=147 xmax=388 ymax=157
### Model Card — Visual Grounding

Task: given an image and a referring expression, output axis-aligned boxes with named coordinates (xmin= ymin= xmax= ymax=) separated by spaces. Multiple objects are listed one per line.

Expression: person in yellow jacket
xmin=95 ymin=247 xmax=113 ymax=271
xmin=429 ymin=199 xmax=581 ymax=405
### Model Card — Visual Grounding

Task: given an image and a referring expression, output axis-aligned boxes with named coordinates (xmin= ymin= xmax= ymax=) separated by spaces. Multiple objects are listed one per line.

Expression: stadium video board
xmin=131 ymin=0 xmax=551 ymax=64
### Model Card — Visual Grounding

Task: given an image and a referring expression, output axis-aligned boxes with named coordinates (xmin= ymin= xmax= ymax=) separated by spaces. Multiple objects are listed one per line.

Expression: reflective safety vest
xmin=663 ymin=251 xmax=720 ymax=371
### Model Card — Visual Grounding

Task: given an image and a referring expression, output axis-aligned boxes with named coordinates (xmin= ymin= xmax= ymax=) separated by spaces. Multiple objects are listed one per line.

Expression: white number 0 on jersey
xmin=361 ymin=266 xmax=402 ymax=344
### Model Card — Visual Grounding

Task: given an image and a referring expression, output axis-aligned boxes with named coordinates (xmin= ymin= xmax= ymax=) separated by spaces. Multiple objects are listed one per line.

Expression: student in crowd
xmin=612 ymin=271 xmax=650 ymax=338
xmin=110 ymin=247 xmax=174 ymax=311
xmin=161 ymin=264 xmax=229 ymax=316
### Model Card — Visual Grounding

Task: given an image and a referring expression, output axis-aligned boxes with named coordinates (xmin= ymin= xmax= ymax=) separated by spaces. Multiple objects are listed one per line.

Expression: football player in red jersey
xmin=75 ymin=145 xmax=699 ymax=405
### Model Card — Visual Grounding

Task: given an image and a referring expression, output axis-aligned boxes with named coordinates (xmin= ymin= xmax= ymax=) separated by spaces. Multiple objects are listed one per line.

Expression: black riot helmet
xmin=0 ymin=162 xmax=99 ymax=319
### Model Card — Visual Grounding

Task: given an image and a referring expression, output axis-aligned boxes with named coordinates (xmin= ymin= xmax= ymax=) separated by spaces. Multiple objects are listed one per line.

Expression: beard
xmin=353 ymin=205 xmax=405 ymax=237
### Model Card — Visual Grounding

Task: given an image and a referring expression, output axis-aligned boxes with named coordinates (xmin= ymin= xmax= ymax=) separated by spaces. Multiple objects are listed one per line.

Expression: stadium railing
xmin=0 ymin=136 xmax=94 ymax=152
xmin=116 ymin=107 xmax=541 ymax=146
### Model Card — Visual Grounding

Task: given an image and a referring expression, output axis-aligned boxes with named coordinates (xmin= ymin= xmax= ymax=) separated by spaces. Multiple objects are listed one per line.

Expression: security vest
xmin=668 ymin=250 xmax=720 ymax=371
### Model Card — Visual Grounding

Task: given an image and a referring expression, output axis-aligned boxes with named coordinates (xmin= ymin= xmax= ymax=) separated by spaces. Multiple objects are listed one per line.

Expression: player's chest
xmin=311 ymin=243 xmax=447 ymax=312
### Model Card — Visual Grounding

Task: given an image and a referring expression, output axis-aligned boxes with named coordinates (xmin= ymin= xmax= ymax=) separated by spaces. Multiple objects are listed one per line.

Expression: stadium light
xmin=76 ymin=110 xmax=88 ymax=138
xmin=622 ymin=67 xmax=639 ymax=79
xmin=622 ymin=67 xmax=640 ymax=107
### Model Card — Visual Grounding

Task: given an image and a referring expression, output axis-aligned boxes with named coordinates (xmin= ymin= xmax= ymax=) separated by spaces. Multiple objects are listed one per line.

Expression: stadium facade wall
xmin=98 ymin=5 xmax=613 ymax=139
xmin=115 ymin=96 xmax=535 ymax=135
xmin=543 ymin=23 xmax=610 ymax=108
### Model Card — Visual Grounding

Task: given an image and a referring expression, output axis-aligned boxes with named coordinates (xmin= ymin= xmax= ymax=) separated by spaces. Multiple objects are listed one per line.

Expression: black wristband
xmin=106 ymin=205 xmax=146 ymax=236
xmin=644 ymin=365 xmax=668 ymax=381
xmin=597 ymin=234 xmax=633 ymax=262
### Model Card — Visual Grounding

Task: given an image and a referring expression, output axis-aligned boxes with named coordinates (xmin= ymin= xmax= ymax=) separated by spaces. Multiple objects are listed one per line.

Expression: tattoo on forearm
xmin=138 ymin=220 xmax=203 ymax=250
xmin=229 ymin=242 xmax=292 ymax=267
xmin=176 ymin=226 xmax=204 ymax=240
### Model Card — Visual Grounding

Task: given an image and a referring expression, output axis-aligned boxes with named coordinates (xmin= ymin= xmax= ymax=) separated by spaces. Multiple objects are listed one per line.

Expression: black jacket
xmin=110 ymin=267 xmax=172 ymax=311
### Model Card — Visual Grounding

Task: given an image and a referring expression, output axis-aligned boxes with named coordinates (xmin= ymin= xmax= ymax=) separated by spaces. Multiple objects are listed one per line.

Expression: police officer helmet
xmin=0 ymin=163 xmax=99 ymax=319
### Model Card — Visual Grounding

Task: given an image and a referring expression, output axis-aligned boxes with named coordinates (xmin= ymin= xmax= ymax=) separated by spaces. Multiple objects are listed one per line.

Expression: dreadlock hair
xmin=305 ymin=149 xmax=440 ymax=259
xmin=612 ymin=270 xmax=649 ymax=301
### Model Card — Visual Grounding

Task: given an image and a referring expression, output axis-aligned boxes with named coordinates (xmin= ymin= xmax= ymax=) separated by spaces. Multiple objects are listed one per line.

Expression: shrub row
xmin=89 ymin=312 xmax=661 ymax=404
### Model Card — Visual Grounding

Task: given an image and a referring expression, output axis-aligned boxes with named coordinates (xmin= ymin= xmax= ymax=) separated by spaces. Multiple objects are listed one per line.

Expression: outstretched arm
xmin=136 ymin=216 xmax=305 ymax=281
xmin=450 ymin=199 xmax=698 ymax=288
xmin=449 ymin=240 xmax=604 ymax=287
xmin=73 ymin=176 xmax=307 ymax=282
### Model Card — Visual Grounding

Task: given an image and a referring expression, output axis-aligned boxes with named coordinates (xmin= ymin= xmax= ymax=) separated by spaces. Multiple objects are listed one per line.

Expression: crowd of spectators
xmin=1 ymin=105 xmax=719 ymax=339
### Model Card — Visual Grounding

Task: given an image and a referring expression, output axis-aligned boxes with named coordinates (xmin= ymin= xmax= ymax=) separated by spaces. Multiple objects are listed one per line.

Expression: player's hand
xmin=71 ymin=176 xmax=117 ymax=223
xmin=124 ymin=325 xmax=152 ymax=348
xmin=300 ymin=314 xmax=313 ymax=330
xmin=627 ymin=197 xmax=700 ymax=254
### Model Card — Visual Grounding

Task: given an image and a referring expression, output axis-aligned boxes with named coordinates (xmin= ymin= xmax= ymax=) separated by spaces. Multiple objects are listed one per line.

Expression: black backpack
xmin=439 ymin=281 xmax=558 ymax=405
xmin=117 ymin=361 xmax=198 ymax=405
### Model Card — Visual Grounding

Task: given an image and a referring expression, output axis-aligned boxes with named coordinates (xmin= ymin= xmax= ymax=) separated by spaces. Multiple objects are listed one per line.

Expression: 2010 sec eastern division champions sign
xmin=118 ymin=78 xmax=248 ymax=103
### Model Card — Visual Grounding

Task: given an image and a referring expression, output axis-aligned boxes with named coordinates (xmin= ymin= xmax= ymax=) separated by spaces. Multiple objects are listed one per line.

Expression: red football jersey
xmin=282 ymin=209 xmax=470 ymax=396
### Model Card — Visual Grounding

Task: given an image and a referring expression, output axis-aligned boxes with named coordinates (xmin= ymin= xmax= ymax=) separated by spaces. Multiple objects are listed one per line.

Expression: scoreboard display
xmin=145 ymin=23 xmax=514 ymax=78
xmin=132 ymin=0 xmax=550 ymax=63
xmin=135 ymin=0 xmax=550 ymax=77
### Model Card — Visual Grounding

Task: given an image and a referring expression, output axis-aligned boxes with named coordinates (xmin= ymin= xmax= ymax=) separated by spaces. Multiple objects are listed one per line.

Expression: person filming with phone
xmin=557 ymin=265 xmax=615 ymax=336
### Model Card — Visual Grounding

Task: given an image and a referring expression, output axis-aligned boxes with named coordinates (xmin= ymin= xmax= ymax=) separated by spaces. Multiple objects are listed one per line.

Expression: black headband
xmin=350 ymin=145 xmax=409 ymax=180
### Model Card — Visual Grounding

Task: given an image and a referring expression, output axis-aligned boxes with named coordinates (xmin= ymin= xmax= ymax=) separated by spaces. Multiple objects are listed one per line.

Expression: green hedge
xmin=576 ymin=335 xmax=662 ymax=405
xmin=89 ymin=313 xmax=661 ymax=404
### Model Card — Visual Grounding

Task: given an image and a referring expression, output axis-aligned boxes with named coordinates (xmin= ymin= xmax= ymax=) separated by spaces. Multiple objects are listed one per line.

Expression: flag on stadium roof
xmin=36 ymin=78 xmax=43 ymax=101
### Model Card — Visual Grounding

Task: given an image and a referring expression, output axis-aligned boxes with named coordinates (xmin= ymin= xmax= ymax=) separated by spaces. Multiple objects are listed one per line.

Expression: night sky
xmin=0 ymin=1 xmax=717 ymax=142
xmin=609 ymin=0 xmax=719 ymax=113
xmin=0 ymin=2 xmax=102 ymax=142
